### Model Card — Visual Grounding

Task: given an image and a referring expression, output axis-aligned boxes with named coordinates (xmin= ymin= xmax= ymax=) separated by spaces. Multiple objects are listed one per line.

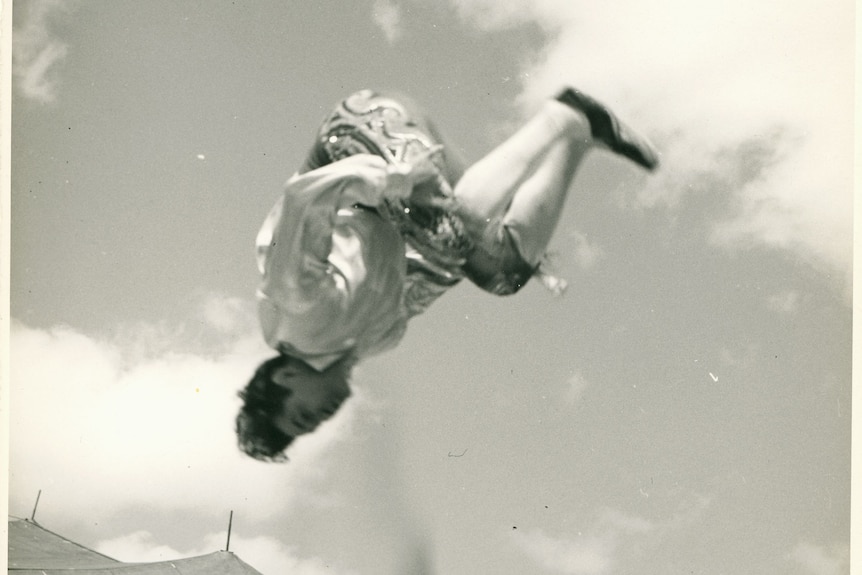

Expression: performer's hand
xmin=408 ymin=144 xmax=453 ymax=205
xmin=409 ymin=144 xmax=445 ymax=186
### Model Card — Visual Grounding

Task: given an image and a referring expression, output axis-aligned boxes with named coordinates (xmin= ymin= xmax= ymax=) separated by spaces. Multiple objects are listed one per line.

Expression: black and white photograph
xmin=3 ymin=1 xmax=855 ymax=574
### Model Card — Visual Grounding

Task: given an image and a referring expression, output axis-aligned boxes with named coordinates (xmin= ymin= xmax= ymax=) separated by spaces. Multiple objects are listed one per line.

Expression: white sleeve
xmin=255 ymin=153 xmax=416 ymax=331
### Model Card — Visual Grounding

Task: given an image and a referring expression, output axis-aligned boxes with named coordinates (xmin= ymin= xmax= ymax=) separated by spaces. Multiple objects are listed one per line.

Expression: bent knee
xmin=475 ymin=270 xmax=533 ymax=296
xmin=463 ymin=229 xmax=537 ymax=296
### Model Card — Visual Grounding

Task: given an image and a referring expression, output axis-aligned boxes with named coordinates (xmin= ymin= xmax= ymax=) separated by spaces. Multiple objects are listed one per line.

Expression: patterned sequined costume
xmin=300 ymin=89 xmax=475 ymax=317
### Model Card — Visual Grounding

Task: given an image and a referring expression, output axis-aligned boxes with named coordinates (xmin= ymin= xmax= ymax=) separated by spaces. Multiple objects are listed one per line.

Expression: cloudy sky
xmin=6 ymin=1 xmax=854 ymax=574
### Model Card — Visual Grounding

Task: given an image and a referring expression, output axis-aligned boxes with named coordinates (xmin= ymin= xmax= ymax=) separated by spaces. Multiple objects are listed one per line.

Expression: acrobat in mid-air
xmin=236 ymin=86 xmax=659 ymax=461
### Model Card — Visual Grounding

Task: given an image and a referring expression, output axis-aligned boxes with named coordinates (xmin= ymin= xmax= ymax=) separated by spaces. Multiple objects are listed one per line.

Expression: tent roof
xmin=8 ymin=518 xmax=120 ymax=570
xmin=8 ymin=519 xmax=264 ymax=575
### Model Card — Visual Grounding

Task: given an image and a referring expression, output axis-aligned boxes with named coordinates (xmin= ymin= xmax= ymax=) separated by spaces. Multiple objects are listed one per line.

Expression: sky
xmin=3 ymin=1 xmax=856 ymax=574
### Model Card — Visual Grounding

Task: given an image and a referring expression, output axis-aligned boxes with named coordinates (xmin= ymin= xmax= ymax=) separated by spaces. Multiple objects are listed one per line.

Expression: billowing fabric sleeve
xmin=256 ymin=154 xmax=414 ymax=371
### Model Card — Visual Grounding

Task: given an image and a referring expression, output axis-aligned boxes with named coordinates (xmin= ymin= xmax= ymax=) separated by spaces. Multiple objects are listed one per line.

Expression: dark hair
xmin=235 ymin=355 xmax=295 ymax=462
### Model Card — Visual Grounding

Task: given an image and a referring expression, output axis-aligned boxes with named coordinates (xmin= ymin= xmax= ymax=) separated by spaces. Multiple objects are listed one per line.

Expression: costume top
xmin=256 ymin=153 xmax=466 ymax=371
xmin=256 ymin=154 xmax=410 ymax=370
xmin=257 ymin=90 xmax=477 ymax=371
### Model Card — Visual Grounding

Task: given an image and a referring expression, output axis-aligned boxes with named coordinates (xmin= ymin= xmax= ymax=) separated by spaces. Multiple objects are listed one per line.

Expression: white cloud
xmin=96 ymin=530 xmax=358 ymax=575
xmin=443 ymin=0 xmax=854 ymax=292
xmin=514 ymin=529 xmax=613 ymax=575
xmin=222 ymin=533 xmax=359 ymax=575
xmin=570 ymin=230 xmax=604 ymax=269
xmin=767 ymin=290 xmax=801 ymax=314
xmin=564 ymin=371 xmax=590 ymax=404
xmin=95 ymin=531 xmax=186 ymax=563
xmin=788 ymin=541 xmax=850 ymax=575
xmin=7 ymin=296 xmax=362 ymax=527
xmin=513 ymin=496 xmax=710 ymax=574
xmin=105 ymin=294 xmax=261 ymax=363
xmin=200 ymin=293 xmax=259 ymax=334
xmin=597 ymin=508 xmax=654 ymax=535
xmin=12 ymin=0 xmax=73 ymax=103
xmin=372 ymin=0 xmax=403 ymax=44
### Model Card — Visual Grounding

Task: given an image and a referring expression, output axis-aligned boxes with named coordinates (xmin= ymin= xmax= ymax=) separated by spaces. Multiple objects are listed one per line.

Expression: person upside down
xmin=236 ymin=87 xmax=659 ymax=461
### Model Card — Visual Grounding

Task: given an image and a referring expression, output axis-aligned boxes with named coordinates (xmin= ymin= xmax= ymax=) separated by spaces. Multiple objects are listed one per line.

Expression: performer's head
xmin=235 ymin=354 xmax=352 ymax=461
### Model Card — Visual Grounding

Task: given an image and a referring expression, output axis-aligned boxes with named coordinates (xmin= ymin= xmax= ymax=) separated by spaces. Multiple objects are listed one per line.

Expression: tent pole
xmin=30 ymin=489 xmax=42 ymax=523
xmin=225 ymin=510 xmax=233 ymax=552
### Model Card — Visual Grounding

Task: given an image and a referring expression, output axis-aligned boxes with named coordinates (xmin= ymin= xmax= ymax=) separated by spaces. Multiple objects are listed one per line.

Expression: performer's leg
xmin=454 ymin=100 xmax=589 ymax=228
xmin=455 ymin=89 xmax=658 ymax=294
xmin=489 ymin=102 xmax=593 ymax=266
xmin=453 ymin=100 xmax=592 ymax=291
